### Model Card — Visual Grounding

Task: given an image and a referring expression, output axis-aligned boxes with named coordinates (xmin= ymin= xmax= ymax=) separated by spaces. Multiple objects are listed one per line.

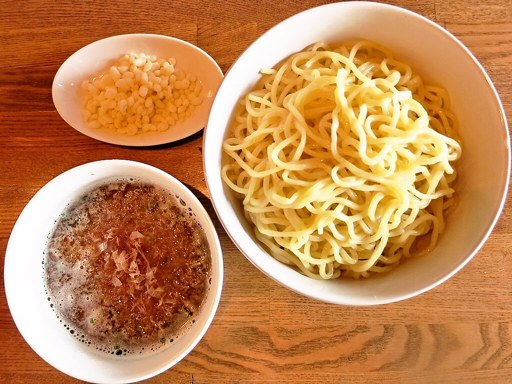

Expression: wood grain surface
xmin=1 ymin=1 xmax=511 ymax=383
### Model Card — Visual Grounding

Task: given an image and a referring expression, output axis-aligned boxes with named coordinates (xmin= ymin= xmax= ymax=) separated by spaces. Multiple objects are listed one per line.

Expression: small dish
xmin=52 ymin=34 xmax=223 ymax=146
xmin=4 ymin=160 xmax=223 ymax=383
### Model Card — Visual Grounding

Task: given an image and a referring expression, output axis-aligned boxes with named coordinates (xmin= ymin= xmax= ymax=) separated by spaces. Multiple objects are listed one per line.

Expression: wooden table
xmin=1 ymin=1 xmax=511 ymax=383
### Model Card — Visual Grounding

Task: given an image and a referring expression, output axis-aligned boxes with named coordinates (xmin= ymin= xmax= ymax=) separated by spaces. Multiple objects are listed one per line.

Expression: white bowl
xmin=52 ymin=34 xmax=223 ymax=146
xmin=203 ymin=2 xmax=510 ymax=305
xmin=4 ymin=160 xmax=223 ymax=383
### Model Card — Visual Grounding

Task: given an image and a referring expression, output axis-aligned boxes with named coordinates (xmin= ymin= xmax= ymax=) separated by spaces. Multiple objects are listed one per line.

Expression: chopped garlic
xmin=81 ymin=52 xmax=203 ymax=135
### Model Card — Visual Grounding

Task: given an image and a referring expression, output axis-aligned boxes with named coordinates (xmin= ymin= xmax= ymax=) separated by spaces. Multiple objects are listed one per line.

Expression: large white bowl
xmin=4 ymin=160 xmax=223 ymax=383
xmin=203 ymin=2 xmax=510 ymax=305
xmin=52 ymin=34 xmax=223 ymax=146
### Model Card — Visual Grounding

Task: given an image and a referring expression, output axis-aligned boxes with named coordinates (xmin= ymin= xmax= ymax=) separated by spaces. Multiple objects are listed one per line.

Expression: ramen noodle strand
xmin=222 ymin=41 xmax=462 ymax=279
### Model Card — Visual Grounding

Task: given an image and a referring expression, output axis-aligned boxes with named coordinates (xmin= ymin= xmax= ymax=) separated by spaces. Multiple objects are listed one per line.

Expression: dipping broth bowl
xmin=4 ymin=160 xmax=223 ymax=383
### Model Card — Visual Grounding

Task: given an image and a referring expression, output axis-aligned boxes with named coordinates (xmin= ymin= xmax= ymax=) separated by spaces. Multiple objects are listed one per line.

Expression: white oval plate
xmin=52 ymin=34 xmax=223 ymax=146
xmin=4 ymin=160 xmax=223 ymax=383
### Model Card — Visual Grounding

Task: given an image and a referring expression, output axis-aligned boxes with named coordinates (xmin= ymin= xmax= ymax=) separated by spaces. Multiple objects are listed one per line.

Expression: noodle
xmin=221 ymin=41 xmax=462 ymax=279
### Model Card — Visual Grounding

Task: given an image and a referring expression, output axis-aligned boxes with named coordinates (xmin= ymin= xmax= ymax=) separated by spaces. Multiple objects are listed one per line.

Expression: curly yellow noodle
xmin=222 ymin=41 xmax=462 ymax=279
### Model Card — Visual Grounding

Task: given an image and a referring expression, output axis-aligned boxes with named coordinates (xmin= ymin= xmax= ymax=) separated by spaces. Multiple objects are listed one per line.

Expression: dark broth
xmin=45 ymin=180 xmax=211 ymax=355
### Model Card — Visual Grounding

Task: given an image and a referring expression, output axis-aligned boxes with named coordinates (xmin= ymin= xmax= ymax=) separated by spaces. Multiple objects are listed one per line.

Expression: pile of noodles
xmin=222 ymin=41 xmax=461 ymax=279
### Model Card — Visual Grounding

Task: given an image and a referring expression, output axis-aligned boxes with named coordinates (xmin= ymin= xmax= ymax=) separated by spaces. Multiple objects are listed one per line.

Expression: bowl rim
xmin=203 ymin=1 xmax=511 ymax=305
